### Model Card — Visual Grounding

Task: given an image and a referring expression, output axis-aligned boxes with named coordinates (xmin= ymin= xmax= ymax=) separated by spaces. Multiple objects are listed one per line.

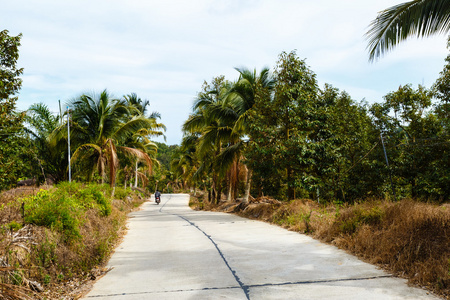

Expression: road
xmin=83 ymin=194 xmax=439 ymax=299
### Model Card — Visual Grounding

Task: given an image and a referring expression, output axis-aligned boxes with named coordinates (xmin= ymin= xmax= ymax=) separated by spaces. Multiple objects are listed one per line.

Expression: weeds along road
xmin=83 ymin=194 xmax=439 ymax=300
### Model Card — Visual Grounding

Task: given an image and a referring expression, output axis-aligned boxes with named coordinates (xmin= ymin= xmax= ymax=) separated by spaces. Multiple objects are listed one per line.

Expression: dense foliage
xmin=0 ymin=183 xmax=144 ymax=298
xmin=0 ymin=30 xmax=30 ymax=191
xmin=177 ymin=50 xmax=449 ymax=203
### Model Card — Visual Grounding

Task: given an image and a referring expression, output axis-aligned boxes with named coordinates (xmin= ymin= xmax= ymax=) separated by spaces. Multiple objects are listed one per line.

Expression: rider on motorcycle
xmin=155 ymin=190 xmax=161 ymax=204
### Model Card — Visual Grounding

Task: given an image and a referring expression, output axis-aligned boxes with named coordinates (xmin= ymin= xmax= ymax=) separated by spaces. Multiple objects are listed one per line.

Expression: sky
xmin=3 ymin=0 xmax=449 ymax=145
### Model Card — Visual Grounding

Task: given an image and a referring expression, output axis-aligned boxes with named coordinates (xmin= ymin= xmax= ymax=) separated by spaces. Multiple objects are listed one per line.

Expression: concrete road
xmin=83 ymin=194 xmax=439 ymax=299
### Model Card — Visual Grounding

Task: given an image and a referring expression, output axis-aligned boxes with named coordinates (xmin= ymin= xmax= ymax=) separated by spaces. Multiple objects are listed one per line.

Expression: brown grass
xmin=203 ymin=197 xmax=449 ymax=299
xmin=0 ymin=185 xmax=145 ymax=299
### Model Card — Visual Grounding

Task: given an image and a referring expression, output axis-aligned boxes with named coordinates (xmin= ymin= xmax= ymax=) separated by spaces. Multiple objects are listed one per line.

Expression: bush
xmin=0 ymin=182 xmax=145 ymax=298
xmin=21 ymin=182 xmax=116 ymax=242
xmin=23 ymin=189 xmax=82 ymax=242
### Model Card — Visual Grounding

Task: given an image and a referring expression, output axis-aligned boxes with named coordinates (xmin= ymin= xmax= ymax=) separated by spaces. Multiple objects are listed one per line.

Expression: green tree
xmin=121 ymin=93 xmax=165 ymax=189
xmin=248 ymin=51 xmax=326 ymax=200
xmin=430 ymin=48 xmax=450 ymax=200
xmin=366 ymin=0 xmax=450 ymax=60
xmin=433 ymin=38 xmax=450 ymax=130
xmin=124 ymin=92 xmax=161 ymax=119
xmin=226 ymin=67 xmax=275 ymax=202
xmin=371 ymin=84 xmax=448 ymax=200
xmin=0 ymin=30 xmax=25 ymax=190
xmin=25 ymin=103 xmax=68 ymax=183
xmin=52 ymin=90 xmax=161 ymax=189
xmin=320 ymin=85 xmax=382 ymax=201
xmin=170 ymin=138 xmax=197 ymax=191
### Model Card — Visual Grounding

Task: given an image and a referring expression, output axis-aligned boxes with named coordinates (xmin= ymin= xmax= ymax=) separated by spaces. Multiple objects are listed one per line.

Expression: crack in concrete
xmin=176 ymin=214 xmax=251 ymax=300
xmin=157 ymin=195 xmax=250 ymax=299
xmin=86 ymin=285 xmax=242 ymax=298
xmin=245 ymin=275 xmax=394 ymax=289
xmin=97 ymin=196 xmax=394 ymax=300
xmin=86 ymin=275 xmax=395 ymax=298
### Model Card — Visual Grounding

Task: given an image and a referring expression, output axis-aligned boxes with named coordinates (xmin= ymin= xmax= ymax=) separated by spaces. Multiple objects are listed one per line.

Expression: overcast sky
xmin=4 ymin=0 xmax=449 ymax=145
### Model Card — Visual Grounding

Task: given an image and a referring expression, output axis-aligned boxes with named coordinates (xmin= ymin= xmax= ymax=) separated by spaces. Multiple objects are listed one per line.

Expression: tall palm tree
xmin=366 ymin=0 xmax=450 ymax=61
xmin=171 ymin=136 xmax=198 ymax=191
xmin=25 ymin=103 xmax=67 ymax=183
xmin=182 ymin=77 xmax=237 ymax=203
xmin=52 ymin=90 xmax=159 ymax=188
xmin=226 ymin=67 xmax=275 ymax=202
xmin=121 ymin=130 xmax=160 ymax=188
xmin=182 ymin=70 xmax=275 ymax=203
xmin=122 ymin=93 xmax=165 ymax=188
xmin=124 ymin=93 xmax=161 ymax=119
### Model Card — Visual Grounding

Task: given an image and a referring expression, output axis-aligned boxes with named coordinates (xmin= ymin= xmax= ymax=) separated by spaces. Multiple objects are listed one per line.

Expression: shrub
xmin=0 ymin=182 xmax=145 ymax=298
xmin=23 ymin=190 xmax=82 ymax=242
xmin=113 ymin=187 xmax=131 ymax=200
xmin=336 ymin=204 xmax=384 ymax=234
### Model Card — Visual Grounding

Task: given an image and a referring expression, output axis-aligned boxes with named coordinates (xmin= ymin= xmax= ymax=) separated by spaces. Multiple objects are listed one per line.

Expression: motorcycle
xmin=155 ymin=195 xmax=161 ymax=204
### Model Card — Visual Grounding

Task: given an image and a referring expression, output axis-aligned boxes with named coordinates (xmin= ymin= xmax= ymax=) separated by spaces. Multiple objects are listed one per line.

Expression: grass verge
xmin=0 ymin=182 xmax=145 ymax=299
xmin=191 ymin=196 xmax=449 ymax=299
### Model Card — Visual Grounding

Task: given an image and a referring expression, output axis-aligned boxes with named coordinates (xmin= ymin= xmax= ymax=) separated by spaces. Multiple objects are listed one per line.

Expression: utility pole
xmin=380 ymin=132 xmax=396 ymax=200
xmin=67 ymin=107 xmax=71 ymax=182
xmin=58 ymin=100 xmax=62 ymax=126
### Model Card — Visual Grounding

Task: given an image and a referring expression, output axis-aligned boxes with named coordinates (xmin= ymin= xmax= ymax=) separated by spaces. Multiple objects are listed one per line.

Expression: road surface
xmin=83 ymin=194 xmax=439 ymax=299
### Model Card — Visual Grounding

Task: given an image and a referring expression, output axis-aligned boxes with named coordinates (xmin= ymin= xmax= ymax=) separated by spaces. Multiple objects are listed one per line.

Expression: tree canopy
xmin=0 ymin=30 xmax=27 ymax=190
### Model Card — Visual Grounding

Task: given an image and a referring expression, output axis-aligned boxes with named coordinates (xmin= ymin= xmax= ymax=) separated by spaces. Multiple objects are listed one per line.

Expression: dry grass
xmin=0 ymin=184 xmax=145 ymax=299
xmin=205 ymin=197 xmax=449 ymax=299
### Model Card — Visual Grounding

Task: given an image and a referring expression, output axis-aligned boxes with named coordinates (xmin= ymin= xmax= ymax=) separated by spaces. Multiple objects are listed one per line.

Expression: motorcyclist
xmin=155 ymin=190 xmax=161 ymax=204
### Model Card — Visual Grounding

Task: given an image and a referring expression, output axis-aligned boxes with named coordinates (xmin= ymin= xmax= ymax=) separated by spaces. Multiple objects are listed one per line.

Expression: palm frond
xmin=217 ymin=142 xmax=243 ymax=171
xmin=113 ymin=115 xmax=155 ymax=141
xmin=71 ymin=143 xmax=102 ymax=164
xmin=366 ymin=0 xmax=450 ymax=61
xmin=118 ymin=146 xmax=154 ymax=173
xmin=182 ymin=113 xmax=207 ymax=134
xmin=106 ymin=139 xmax=118 ymax=186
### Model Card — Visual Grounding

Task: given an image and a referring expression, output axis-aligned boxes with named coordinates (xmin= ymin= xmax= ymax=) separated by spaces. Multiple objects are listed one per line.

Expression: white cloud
xmin=4 ymin=0 xmax=449 ymax=144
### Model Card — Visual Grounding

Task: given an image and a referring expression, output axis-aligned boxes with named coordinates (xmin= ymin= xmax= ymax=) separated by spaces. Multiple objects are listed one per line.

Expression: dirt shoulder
xmin=190 ymin=195 xmax=449 ymax=299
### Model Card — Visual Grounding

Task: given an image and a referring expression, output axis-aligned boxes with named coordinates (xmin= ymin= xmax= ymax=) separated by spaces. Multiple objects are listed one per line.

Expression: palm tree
xmin=124 ymin=93 xmax=161 ymax=119
xmin=171 ymin=136 xmax=199 ymax=191
xmin=122 ymin=93 xmax=165 ymax=188
xmin=226 ymin=67 xmax=275 ymax=202
xmin=366 ymin=0 xmax=450 ymax=61
xmin=25 ymin=103 xmax=67 ymax=183
xmin=54 ymin=90 xmax=160 ymax=189
xmin=182 ymin=77 xmax=237 ymax=203
xmin=122 ymin=130 xmax=160 ymax=189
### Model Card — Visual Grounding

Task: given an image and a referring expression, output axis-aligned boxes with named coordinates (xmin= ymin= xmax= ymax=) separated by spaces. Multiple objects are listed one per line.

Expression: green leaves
xmin=180 ymin=49 xmax=449 ymax=204
xmin=366 ymin=0 xmax=450 ymax=61
xmin=0 ymin=30 xmax=27 ymax=191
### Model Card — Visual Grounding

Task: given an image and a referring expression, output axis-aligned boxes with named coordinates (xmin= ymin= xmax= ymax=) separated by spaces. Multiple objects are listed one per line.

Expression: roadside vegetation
xmin=190 ymin=196 xmax=449 ymax=298
xmin=0 ymin=30 xmax=161 ymax=299
xmin=0 ymin=182 xmax=145 ymax=299
xmin=179 ymin=4 xmax=450 ymax=298
xmin=174 ymin=49 xmax=448 ymax=205
xmin=2 ymin=1 xmax=450 ymax=299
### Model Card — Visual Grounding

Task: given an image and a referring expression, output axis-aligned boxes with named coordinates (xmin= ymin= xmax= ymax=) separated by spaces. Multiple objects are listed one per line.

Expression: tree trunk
xmin=227 ymin=184 xmax=232 ymax=202
xmin=216 ymin=185 xmax=222 ymax=205
xmin=287 ymin=165 xmax=294 ymax=200
xmin=243 ymin=167 xmax=252 ymax=204
xmin=134 ymin=160 xmax=138 ymax=188
xmin=212 ymin=174 xmax=218 ymax=204
xmin=233 ymin=161 xmax=239 ymax=201
xmin=226 ymin=170 xmax=232 ymax=202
